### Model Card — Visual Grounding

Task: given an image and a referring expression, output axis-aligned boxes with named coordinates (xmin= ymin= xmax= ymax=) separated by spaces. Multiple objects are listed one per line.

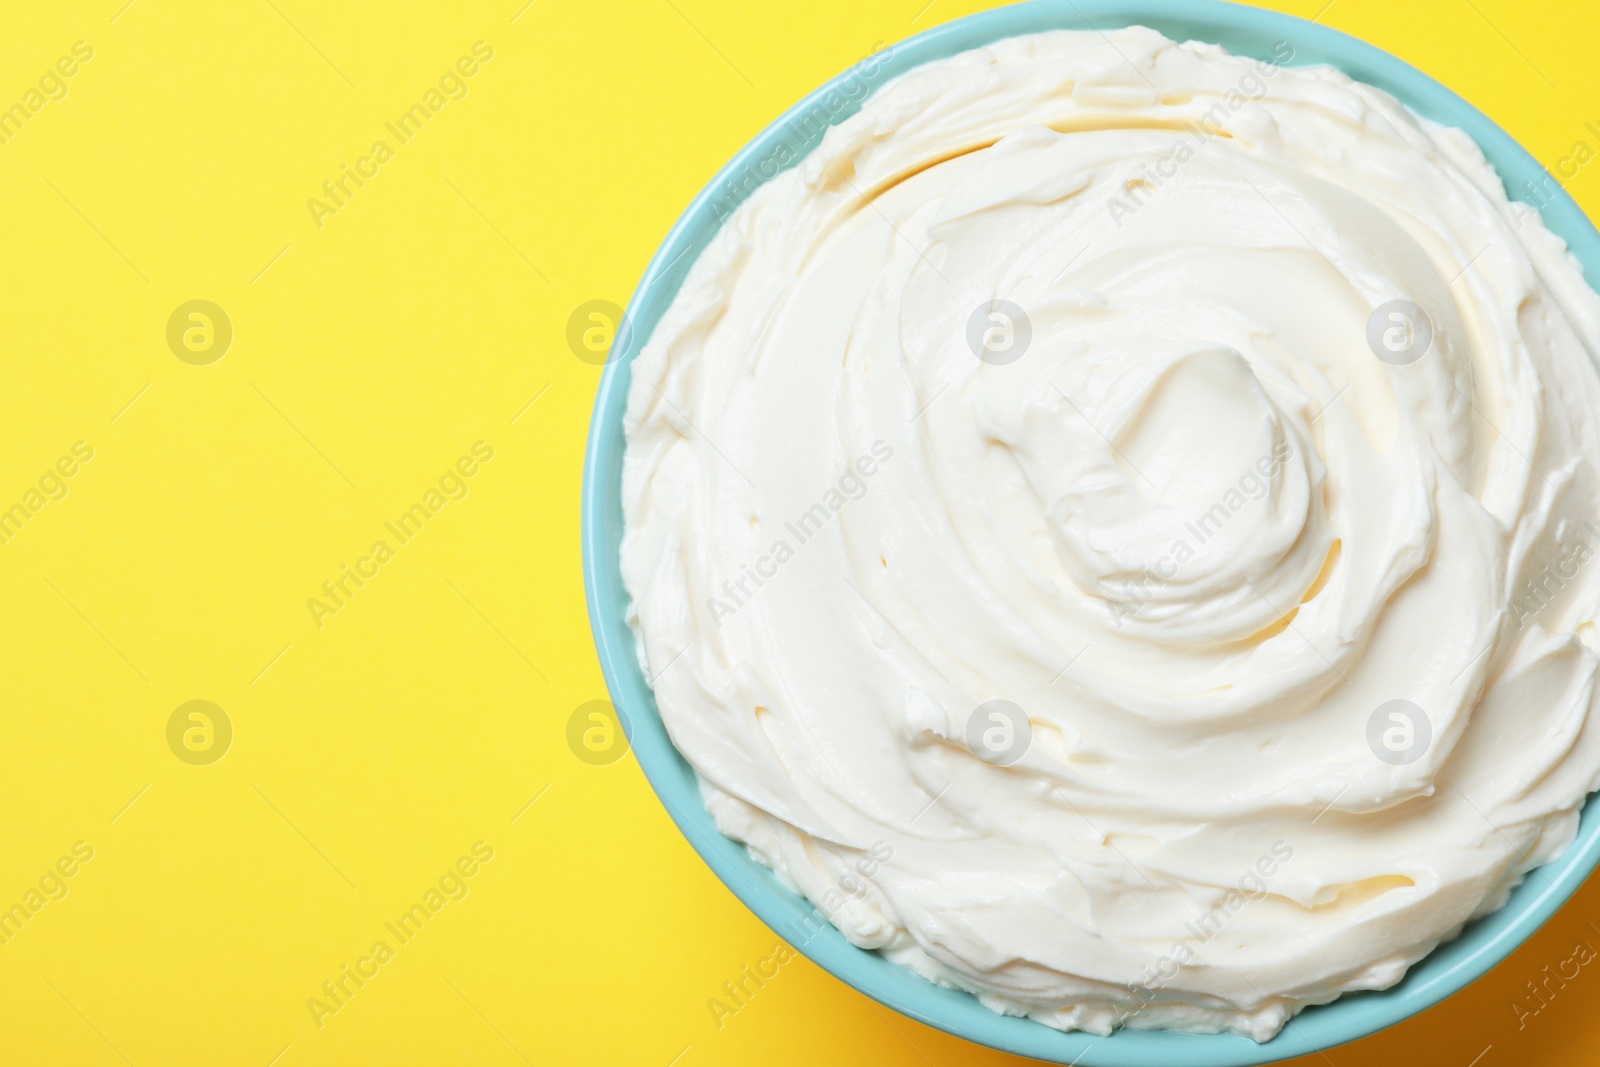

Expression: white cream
xmin=620 ymin=28 xmax=1600 ymax=1040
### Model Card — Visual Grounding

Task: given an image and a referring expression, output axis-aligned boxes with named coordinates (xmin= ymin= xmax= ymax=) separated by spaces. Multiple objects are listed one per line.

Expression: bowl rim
xmin=580 ymin=2 xmax=1600 ymax=1063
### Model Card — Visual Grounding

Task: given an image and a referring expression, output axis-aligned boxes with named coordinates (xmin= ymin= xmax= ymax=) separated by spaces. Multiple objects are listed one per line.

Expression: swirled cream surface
xmin=620 ymin=28 xmax=1600 ymax=1039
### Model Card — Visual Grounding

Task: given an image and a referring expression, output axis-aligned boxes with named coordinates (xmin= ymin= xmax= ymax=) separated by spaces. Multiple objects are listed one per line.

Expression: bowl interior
xmin=581 ymin=2 xmax=1600 ymax=1063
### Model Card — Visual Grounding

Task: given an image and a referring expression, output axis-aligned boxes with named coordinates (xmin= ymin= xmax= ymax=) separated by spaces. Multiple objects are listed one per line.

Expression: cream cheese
xmin=620 ymin=27 xmax=1600 ymax=1039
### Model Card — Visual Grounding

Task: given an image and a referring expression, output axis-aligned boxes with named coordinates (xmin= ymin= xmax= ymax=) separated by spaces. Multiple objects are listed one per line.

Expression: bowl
xmin=580 ymin=2 xmax=1600 ymax=1062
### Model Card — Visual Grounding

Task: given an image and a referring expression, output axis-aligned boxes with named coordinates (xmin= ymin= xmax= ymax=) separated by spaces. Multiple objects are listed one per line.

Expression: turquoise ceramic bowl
xmin=581 ymin=2 xmax=1600 ymax=1062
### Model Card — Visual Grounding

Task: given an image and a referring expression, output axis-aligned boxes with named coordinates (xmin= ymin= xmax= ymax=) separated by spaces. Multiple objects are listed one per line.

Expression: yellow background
xmin=1 ymin=0 xmax=1597 ymax=1063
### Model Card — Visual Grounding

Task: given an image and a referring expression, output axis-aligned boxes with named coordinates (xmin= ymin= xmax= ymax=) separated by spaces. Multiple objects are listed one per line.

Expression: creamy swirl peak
xmin=620 ymin=27 xmax=1600 ymax=1040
